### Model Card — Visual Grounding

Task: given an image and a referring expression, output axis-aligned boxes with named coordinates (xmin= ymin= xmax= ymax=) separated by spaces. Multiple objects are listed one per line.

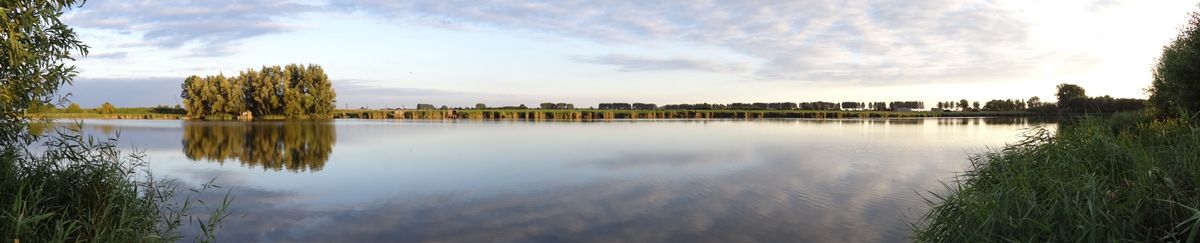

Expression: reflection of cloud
xmin=575 ymin=150 xmax=751 ymax=169
xmin=571 ymin=54 xmax=749 ymax=73
xmin=198 ymin=145 xmax=949 ymax=242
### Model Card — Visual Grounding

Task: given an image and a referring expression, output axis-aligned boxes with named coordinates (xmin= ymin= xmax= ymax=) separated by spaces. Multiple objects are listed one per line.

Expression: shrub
xmin=1150 ymin=7 xmax=1200 ymax=116
xmin=96 ymin=102 xmax=117 ymax=114
xmin=66 ymin=103 xmax=82 ymax=113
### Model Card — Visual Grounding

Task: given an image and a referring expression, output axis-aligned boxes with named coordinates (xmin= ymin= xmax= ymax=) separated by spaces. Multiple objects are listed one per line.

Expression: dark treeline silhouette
xmin=601 ymin=101 xmax=919 ymax=111
xmin=540 ymin=103 xmax=575 ymax=109
xmin=182 ymin=121 xmax=336 ymax=172
xmin=400 ymin=87 xmax=1139 ymax=114
xmin=181 ymin=63 xmax=336 ymax=119
xmin=1055 ymin=83 xmax=1145 ymax=114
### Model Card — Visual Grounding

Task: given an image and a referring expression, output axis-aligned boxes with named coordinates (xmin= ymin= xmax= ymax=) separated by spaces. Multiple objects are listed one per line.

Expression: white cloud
xmin=64 ymin=0 xmax=320 ymax=56
xmin=337 ymin=0 xmax=1111 ymax=84
xmin=572 ymin=54 xmax=749 ymax=72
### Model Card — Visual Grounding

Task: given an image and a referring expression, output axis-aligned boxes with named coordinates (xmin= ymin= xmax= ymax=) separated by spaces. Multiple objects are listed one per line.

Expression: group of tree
xmin=180 ymin=64 xmax=336 ymax=119
xmin=1055 ymin=83 xmax=1145 ymax=113
xmin=24 ymin=101 xmax=119 ymax=114
xmin=539 ymin=103 xmax=576 ymax=109
xmin=887 ymin=101 xmax=925 ymax=110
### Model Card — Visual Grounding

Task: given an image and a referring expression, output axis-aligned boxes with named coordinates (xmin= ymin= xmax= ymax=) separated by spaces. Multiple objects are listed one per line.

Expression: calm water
xmin=55 ymin=118 xmax=1053 ymax=242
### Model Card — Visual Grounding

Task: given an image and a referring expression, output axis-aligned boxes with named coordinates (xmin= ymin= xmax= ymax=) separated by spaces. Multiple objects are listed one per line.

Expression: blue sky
xmin=61 ymin=0 xmax=1196 ymax=108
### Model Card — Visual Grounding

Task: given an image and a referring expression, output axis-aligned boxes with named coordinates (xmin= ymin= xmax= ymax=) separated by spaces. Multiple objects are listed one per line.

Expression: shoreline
xmin=26 ymin=109 xmax=1045 ymax=120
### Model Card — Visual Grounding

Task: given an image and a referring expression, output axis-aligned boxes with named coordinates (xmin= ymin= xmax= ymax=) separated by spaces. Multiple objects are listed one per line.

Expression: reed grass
xmin=915 ymin=111 xmax=1200 ymax=241
xmin=2 ymin=123 xmax=232 ymax=242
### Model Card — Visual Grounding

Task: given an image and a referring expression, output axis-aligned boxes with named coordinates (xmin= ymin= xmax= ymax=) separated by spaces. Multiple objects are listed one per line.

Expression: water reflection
xmin=181 ymin=121 xmax=336 ymax=172
xmin=93 ymin=118 xmax=1058 ymax=242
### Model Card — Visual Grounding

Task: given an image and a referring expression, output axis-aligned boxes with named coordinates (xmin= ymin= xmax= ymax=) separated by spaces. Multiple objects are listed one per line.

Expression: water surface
xmin=61 ymin=118 xmax=1052 ymax=242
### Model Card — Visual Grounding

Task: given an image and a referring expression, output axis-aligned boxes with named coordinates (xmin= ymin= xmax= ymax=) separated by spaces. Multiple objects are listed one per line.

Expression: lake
xmin=52 ymin=118 xmax=1053 ymax=242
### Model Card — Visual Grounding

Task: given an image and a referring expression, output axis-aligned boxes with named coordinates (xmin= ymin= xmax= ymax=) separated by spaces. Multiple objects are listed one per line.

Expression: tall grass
xmin=2 ymin=123 xmax=231 ymax=242
xmin=915 ymin=111 xmax=1200 ymax=241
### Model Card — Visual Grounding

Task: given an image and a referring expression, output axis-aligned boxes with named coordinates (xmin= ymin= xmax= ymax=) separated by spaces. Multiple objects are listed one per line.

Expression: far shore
xmin=27 ymin=108 xmax=1044 ymax=121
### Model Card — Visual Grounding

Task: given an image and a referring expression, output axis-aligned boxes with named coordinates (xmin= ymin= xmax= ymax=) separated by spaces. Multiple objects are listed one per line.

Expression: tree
xmin=1056 ymin=83 xmax=1090 ymax=112
xmin=181 ymin=75 xmax=206 ymax=117
xmin=181 ymin=64 xmax=337 ymax=118
xmin=97 ymin=102 xmax=116 ymax=114
xmin=972 ymin=101 xmax=981 ymax=110
xmin=475 ymin=103 xmax=487 ymax=109
xmin=958 ymin=99 xmax=970 ymax=111
xmin=66 ymin=103 xmax=82 ymax=113
xmin=1150 ymin=7 xmax=1200 ymax=115
xmin=0 ymin=0 xmax=88 ymax=146
xmin=1056 ymin=83 xmax=1087 ymax=104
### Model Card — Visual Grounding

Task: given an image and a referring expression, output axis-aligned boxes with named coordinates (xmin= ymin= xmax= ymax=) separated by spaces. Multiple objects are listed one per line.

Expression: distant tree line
xmin=1055 ymin=83 xmax=1145 ymax=113
xmin=540 ymin=103 xmax=575 ymax=109
xmin=180 ymin=64 xmax=336 ymax=118
xmin=405 ymin=86 xmax=1143 ymax=114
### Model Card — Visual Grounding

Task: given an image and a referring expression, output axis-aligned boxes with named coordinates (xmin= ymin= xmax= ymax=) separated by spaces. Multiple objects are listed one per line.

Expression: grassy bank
xmin=29 ymin=107 xmax=183 ymax=120
xmin=332 ymin=109 xmax=1036 ymax=120
xmin=916 ymin=112 xmax=1200 ymax=241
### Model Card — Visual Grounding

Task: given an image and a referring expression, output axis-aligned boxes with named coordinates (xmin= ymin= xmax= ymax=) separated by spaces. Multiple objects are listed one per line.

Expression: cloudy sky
xmin=61 ymin=0 xmax=1195 ymax=108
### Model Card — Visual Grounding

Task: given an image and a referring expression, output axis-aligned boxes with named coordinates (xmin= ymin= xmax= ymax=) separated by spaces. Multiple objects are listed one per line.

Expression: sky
xmin=59 ymin=0 xmax=1198 ymax=108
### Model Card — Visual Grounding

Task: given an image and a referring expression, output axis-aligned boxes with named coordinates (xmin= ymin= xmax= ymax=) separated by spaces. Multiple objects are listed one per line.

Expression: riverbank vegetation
xmin=1 ymin=1 xmax=228 ymax=242
xmin=180 ymin=64 xmax=337 ymax=120
xmin=916 ymin=7 xmax=1200 ymax=242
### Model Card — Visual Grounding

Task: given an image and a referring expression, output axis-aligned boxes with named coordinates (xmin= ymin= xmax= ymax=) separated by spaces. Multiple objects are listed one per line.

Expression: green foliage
xmin=149 ymin=105 xmax=184 ymax=115
xmin=96 ymin=102 xmax=116 ymax=114
xmin=2 ymin=126 xmax=233 ymax=242
xmin=0 ymin=2 xmax=232 ymax=241
xmin=181 ymin=64 xmax=336 ymax=119
xmin=25 ymin=101 xmax=55 ymax=114
xmin=0 ymin=0 xmax=88 ymax=148
xmin=65 ymin=103 xmax=81 ymax=113
xmin=1056 ymin=83 xmax=1087 ymax=103
xmin=1150 ymin=7 xmax=1200 ymax=115
xmin=916 ymin=113 xmax=1200 ymax=242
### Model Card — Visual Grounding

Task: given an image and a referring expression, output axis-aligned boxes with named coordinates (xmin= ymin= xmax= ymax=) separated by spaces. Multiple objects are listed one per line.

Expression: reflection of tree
xmin=182 ymin=121 xmax=336 ymax=172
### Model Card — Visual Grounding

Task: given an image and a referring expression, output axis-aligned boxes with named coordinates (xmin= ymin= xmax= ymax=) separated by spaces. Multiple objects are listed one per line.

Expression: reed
xmin=915 ymin=111 xmax=1200 ymax=241
xmin=2 ymin=124 xmax=232 ymax=242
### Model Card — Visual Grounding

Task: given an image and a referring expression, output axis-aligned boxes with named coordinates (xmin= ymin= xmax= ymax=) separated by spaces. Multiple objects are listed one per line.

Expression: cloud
xmin=337 ymin=0 xmax=1098 ymax=84
xmin=333 ymin=79 xmax=526 ymax=108
xmin=50 ymin=77 xmax=515 ymax=108
xmin=572 ymin=54 xmax=749 ymax=72
xmin=86 ymin=51 xmax=129 ymax=59
xmin=64 ymin=0 xmax=319 ymax=56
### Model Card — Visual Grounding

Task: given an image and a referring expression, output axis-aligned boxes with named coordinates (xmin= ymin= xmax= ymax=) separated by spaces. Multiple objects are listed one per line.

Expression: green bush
xmin=96 ymin=102 xmax=116 ymax=114
xmin=65 ymin=103 xmax=82 ymax=113
xmin=1150 ymin=7 xmax=1200 ymax=115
